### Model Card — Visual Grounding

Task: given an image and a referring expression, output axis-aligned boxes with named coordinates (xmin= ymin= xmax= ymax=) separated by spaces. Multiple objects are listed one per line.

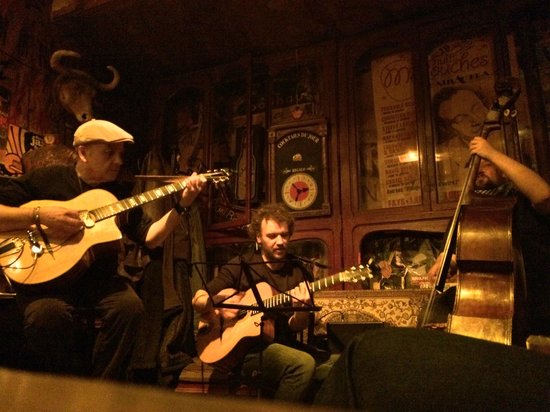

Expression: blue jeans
xmin=240 ymin=343 xmax=316 ymax=402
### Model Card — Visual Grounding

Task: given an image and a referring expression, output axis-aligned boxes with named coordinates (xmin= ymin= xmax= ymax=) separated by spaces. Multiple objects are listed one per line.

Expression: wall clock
xmin=281 ymin=172 xmax=318 ymax=210
xmin=269 ymin=118 xmax=330 ymax=217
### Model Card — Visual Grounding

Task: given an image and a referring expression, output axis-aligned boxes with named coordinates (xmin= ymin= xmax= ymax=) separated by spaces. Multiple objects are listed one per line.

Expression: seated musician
xmin=427 ymin=136 xmax=550 ymax=340
xmin=0 ymin=119 xmax=206 ymax=380
xmin=192 ymin=203 xmax=332 ymax=403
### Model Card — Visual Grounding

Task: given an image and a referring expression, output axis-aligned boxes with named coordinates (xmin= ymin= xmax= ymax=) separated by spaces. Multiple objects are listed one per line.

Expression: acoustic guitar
xmin=196 ymin=265 xmax=370 ymax=370
xmin=0 ymin=169 xmax=230 ymax=288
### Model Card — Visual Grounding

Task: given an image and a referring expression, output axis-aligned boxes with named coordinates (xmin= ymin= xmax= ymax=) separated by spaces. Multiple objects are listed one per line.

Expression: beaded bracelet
xmin=31 ymin=206 xmax=52 ymax=255
xmin=32 ymin=206 xmax=41 ymax=226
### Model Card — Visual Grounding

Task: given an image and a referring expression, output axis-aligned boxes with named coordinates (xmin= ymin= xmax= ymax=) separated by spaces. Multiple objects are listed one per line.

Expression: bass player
xmin=426 ymin=136 xmax=550 ymax=342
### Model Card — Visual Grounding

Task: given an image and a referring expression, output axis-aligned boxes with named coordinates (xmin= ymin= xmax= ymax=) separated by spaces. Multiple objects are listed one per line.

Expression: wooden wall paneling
xmin=513 ymin=16 xmax=550 ymax=182
xmin=263 ymin=43 xmax=334 ymax=128
xmin=417 ymin=25 xmax=441 ymax=215
xmin=206 ymin=57 xmax=260 ymax=231
xmin=290 ymin=220 xmax=342 ymax=289
xmin=335 ymin=38 xmax=353 ymax=219
xmin=321 ymin=40 xmax=341 ymax=220
xmin=262 ymin=42 xmax=343 ymax=266
xmin=146 ymin=70 xmax=211 ymax=155
xmin=338 ymin=25 xmax=436 ymax=270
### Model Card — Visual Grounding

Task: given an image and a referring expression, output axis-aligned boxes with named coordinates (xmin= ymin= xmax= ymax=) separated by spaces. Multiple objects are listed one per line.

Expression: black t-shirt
xmin=206 ymin=251 xmax=313 ymax=346
xmin=0 ymin=165 xmax=152 ymax=288
xmin=513 ymin=193 xmax=550 ymax=335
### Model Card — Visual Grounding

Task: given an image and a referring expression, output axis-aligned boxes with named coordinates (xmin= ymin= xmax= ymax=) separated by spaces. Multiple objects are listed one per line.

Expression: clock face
xmin=281 ymin=172 xmax=318 ymax=210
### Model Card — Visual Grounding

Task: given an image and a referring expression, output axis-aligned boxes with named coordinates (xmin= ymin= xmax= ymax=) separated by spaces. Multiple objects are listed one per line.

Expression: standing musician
xmin=0 ymin=119 xmax=207 ymax=379
xmin=192 ymin=203 xmax=328 ymax=403
xmin=427 ymin=136 xmax=550 ymax=340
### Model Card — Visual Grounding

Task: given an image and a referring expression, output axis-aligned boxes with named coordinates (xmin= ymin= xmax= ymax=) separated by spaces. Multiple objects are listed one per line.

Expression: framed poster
xmin=429 ymin=35 xmax=500 ymax=203
xmin=268 ymin=117 xmax=330 ymax=217
xmin=354 ymin=50 xmax=422 ymax=210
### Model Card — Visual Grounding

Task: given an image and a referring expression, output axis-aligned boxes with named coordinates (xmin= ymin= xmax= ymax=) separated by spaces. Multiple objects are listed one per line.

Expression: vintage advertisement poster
xmin=1 ymin=124 xmax=44 ymax=175
xmin=429 ymin=36 xmax=498 ymax=202
xmin=370 ymin=52 xmax=421 ymax=208
xmin=0 ymin=1 xmax=58 ymax=176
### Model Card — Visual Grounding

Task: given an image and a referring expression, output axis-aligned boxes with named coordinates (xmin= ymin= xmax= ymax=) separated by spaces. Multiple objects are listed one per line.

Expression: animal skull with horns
xmin=50 ymin=50 xmax=120 ymax=123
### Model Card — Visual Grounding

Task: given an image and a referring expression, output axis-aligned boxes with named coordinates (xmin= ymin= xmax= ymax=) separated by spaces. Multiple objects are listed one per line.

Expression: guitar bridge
xmin=26 ymin=230 xmax=43 ymax=256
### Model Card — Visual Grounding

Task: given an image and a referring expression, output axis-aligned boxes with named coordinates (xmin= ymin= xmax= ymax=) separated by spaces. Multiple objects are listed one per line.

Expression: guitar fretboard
xmin=85 ymin=170 xmax=227 ymax=222
xmin=91 ymin=181 xmax=187 ymax=222
xmin=254 ymin=267 xmax=366 ymax=312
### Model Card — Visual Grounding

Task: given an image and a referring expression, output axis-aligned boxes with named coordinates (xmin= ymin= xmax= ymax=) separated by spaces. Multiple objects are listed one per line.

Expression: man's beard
xmin=263 ymin=247 xmax=287 ymax=263
xmin=475 ymin=173 xmax=497 ymax=190
xmin=474 ymin=172 xmax=513 ymax=197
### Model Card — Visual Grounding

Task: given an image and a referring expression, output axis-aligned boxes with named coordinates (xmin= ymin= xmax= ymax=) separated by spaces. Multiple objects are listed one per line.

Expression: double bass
xmin=420 ymin=80 xmax=524 ymax=345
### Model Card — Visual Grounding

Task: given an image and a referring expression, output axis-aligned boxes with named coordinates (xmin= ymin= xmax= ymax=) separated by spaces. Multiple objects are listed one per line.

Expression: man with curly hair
xmin=192 ymin=203 xmax=319 ymax=402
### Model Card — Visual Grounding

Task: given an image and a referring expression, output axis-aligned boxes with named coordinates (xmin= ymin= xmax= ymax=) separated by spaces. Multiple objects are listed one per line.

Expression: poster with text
xmin=0 ymin=124 xmax=43 ymax=176
xmin=371 ymin=52 xmax=421 ymax=208
xmin=429 ymin=36 xmax=499 ymax=202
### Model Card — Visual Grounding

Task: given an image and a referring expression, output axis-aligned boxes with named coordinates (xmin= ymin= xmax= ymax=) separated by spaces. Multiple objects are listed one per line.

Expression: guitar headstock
xmin=340 ymin=264 xmax=373 ymax=283
xmin=203 ymin=168 xmax=232 ymax=185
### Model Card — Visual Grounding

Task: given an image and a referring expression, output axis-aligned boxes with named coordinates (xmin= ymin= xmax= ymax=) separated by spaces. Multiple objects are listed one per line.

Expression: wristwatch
xmin=173 ymin=202 xmax=190 ymax=215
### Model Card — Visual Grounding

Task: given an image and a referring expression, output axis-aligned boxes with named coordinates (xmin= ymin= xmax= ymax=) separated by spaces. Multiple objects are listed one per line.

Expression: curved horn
xmin=99 ymin=65 xmax=120 ymax=91
xmin=50 ymin=50 xmax=94 ymax=80
xmin=50 ymin=50 xmax=81 ymax=74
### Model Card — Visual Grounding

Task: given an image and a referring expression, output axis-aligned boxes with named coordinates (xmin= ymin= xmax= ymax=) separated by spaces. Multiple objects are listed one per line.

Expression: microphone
xmin=295 ymin=256 xmax=329 ymax=269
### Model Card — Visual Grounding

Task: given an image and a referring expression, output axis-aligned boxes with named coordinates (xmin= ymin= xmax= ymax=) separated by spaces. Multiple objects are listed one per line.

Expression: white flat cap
xmin=73 ymin=119 xmax=134 ymax=146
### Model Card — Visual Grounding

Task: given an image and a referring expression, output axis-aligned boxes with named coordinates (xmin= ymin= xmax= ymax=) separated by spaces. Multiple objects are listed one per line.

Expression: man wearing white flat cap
xmin=0 ymin=119 xmax=206 ymax=380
